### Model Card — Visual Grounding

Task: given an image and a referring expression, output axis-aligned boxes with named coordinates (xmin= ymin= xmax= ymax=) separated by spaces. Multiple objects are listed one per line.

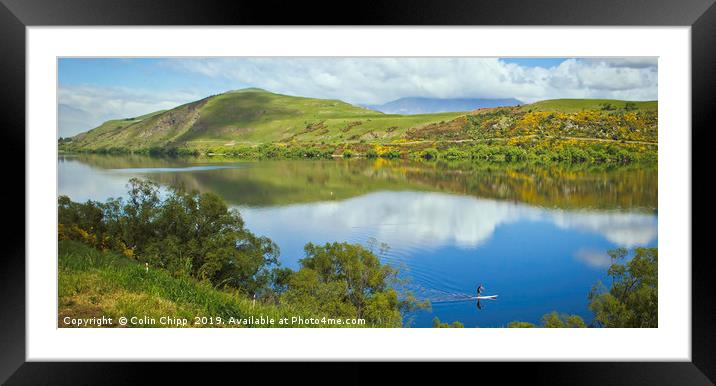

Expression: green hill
xmin=65 ymin=88 xmax=462 ymax=151
xmin=62 ymin=89 xmax=658 ymax=154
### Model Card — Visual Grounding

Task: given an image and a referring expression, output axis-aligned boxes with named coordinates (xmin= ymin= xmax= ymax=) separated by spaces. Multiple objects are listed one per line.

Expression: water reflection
xmin=237 ymin=191 xmax=656 ymax=253
xmin=58 ymin=155 xmax=658 ymax=327
xmin=60 ymin=154 xmax=657 ymax=211
xmin=574 ymin=248 xmax=612 ymax=268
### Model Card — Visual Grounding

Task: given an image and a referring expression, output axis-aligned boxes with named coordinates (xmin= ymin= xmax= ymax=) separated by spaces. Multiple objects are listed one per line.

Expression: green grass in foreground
xmin=58 ymin=240 xmax=365 ymax=328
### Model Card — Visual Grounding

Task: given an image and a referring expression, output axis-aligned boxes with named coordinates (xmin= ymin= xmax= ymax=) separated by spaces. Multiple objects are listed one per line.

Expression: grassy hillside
xmin=61 ymin=89 xmax=657 ymax=158
xmin=65 ymin=88 xmax=463 ymax=151
xmin=518 ymin=99 xmax=657 ymax=113
xmin=69 ymin=110 xmax=166 ymax=144
xmin=58 ymin=240 xmax=366 ymax=328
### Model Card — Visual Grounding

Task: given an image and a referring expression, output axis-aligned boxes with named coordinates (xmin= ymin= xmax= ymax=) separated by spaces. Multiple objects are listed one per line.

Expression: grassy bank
xmin=58 ymin=240 xmax=366 ymax=328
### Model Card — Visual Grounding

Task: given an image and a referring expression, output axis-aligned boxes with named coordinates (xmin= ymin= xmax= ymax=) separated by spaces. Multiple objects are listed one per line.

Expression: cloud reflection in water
xmin=238 ymin=191 xmax=657 ymax=252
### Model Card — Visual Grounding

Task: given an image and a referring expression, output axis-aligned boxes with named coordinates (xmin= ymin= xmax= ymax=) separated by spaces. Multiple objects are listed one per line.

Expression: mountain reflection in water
xmin=58 ymin=155 xmax=657 ymax=327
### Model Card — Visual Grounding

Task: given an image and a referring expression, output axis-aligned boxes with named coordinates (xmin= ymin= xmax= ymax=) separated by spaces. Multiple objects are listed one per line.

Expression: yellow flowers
xmin=58 ymin=222 xmax=135 ymax=259
xmin=58 ymin=223 xmax=67 ymax=240
xmin=372 ymin=145 xmax=390 ymax=156
xmin=120 ymin=242 xmax=134 ymax=258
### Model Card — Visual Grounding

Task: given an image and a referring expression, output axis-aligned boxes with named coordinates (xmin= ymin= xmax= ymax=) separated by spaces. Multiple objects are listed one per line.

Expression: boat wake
xmin=410 ymin=285 xmax=498 ymax=304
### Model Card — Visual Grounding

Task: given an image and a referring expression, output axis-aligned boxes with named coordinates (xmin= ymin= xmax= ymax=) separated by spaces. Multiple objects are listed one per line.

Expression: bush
xmin=420 ymin=148 xmax=439 ymax=160
xmin=258 ymin=144 xmax=283 ymax=159
xmin=365 ymin=149 xmax=379 ymax=158
xmin=501 ymin=146 xmax=528 ymax=162
xmin=380 ymin=149 xmax=401 ymax=159
xmin=624 ymin=102 xmax=638 ymax=111
xmin=432 ymin=317 xmax=464 ymax=328
xmin=443 ymin=147 xmax=470 ymax=161
xmin=507 ymin=321 xmax=536 ymax=328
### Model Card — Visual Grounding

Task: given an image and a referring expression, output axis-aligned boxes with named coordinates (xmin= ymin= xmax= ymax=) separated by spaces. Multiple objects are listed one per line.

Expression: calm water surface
xmin=58 ymin=155 xmax=658 ymax=327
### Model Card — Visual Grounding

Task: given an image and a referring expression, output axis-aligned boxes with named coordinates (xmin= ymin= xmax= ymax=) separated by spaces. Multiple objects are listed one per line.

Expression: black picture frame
xmin=2 ymin=0 xmax=714 ymax=383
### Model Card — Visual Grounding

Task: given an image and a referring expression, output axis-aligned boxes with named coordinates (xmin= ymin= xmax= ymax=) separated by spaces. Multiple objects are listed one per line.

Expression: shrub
xmin=442 ymin=147 xmax=469 ymax=161
xmin=420 ymin=148 xmax=439 ymax=160
xmin=380 ymin=149 xmax=401 ymax=159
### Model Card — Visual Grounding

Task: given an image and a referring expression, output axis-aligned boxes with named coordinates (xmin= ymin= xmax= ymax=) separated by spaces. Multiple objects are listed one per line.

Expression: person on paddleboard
xmin=477 ymin=283 xmax=484 ymax=297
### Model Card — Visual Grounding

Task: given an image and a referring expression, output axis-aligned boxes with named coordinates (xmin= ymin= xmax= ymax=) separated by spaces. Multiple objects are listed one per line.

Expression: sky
xmin=58 ymin=57 xmax=658 ymax=137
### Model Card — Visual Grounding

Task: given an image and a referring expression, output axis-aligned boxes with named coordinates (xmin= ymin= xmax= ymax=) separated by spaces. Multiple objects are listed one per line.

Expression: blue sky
xmin=58 ymin=57 xmax=658 ymax=137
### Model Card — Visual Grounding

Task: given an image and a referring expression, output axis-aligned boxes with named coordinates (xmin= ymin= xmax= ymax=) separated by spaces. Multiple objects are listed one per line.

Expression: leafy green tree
xmin=120 ymin=178 xmax=162 ymax=250
xmin=282 ymin=242 xmax=406 ymax=327
xmin=541 ymin=311 xmax=586 ymax=328
xmin=263 ymin=267 xmax=294 ymax=303
xmin=588 ymin=247 xmax=658 ymax=327
xmin=507 ymin=321 xmax=536 ymax=328
xmin=432 ymin=317 xmax=464 ymax=328
xmin=624 ymin=102 xmax=638 ymax=111
xmin=283 ymin=267 xmax=358 ymax=317
xmin=600 ymin=103 xmax=615 ymax=111
xmin=507 ymin=312 xmax=584 ymax=328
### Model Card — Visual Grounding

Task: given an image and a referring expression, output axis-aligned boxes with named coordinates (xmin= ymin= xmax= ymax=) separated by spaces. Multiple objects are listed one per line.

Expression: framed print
xmin=2 ymin=0 xmax=715 ymax=383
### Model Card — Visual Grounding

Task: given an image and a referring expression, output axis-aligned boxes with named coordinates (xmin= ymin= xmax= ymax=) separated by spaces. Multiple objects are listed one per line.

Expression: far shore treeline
xmin=58 ymin=178 xmax=657 ymax=328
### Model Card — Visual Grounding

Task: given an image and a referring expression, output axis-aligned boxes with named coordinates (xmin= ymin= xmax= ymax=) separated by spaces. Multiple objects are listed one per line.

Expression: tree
xmin=541 ymin=311 xmax=586 ymax=328
xmin=507 ymin=312 xmax=585 ymax=328
xmin=282 ymin=242 xmax=405 ymax=327
xmin=588 ymin=247 xmax=658 ymax=328
xmin=507 ymin=321 xmax=536 ymax=328
xmin=120 ymin=178 xmax=161 ymax=252
xmin=624 ymin=102 xmax=638 ymax=111
xmin=432 ymin=316 xmax=464 ymax=328
xmin=256 ymin=266 xmax=295 ymax=304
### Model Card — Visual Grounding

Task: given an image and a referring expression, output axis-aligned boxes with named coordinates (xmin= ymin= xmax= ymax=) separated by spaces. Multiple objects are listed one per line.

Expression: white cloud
xmin=168 ymin=57 xmax=658 ymax=104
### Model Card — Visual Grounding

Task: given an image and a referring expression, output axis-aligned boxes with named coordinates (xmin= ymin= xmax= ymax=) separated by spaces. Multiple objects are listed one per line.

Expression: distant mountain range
xmin=363 ymin=97 xmax=523 ymax=114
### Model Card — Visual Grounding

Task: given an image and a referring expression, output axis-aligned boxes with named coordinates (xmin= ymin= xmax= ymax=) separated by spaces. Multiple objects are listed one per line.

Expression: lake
xmin=58 ymin=154 xmax=658 ymax=327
